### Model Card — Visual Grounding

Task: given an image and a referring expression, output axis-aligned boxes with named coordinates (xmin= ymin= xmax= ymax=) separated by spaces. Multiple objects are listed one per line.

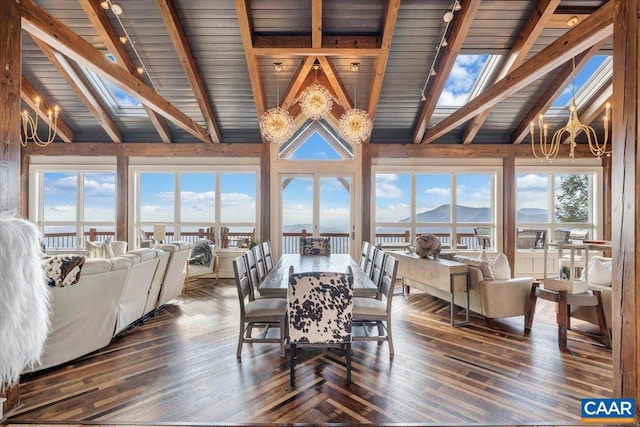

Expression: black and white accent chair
xmin=287 ymin=269 xmax=353 ymax=386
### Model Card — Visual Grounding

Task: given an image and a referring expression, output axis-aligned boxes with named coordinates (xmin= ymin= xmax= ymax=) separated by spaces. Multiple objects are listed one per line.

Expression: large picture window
xmin=515 ymin=169 xmax=600 ymax=249
xmin=133 ymin=168 xmax=258 ymax=248
xmin=31 ymin=169 xmax=117 ymax=250
xmin=374 ymin=167 xmax=499 ymax=251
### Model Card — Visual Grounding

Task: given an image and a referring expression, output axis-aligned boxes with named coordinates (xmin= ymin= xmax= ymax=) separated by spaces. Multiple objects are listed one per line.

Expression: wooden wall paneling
xmin=0 ymin=0 xmax=22 ymax=215
xmin=611 ymin=0 xmax=639 ymax=408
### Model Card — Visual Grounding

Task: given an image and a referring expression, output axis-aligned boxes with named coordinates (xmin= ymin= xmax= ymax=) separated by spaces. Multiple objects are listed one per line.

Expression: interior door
xmin=280 ymin=173 xmax=353 ymax=254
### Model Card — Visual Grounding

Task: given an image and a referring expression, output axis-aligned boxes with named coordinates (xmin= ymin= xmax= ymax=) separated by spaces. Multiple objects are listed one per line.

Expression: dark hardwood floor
xmin=7 ymin=278 xmax=612 ymax=426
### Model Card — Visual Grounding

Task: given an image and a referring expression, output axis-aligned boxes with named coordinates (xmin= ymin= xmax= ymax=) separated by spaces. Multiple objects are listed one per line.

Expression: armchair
xmin=185 ymin=240 xmax=218 ymax=287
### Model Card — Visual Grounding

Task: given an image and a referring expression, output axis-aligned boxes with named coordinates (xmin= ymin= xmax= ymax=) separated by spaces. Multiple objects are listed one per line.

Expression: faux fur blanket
xmin=0 ymin=215 xmax=51 ymax=387
xmin=42 ymin=255 xmax=85 ymax=287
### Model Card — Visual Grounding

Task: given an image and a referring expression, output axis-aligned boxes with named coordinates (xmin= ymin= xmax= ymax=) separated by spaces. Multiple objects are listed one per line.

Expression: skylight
xmin=551 ymin=55 xmax=611 ymax=109
xmin=436 ymin=54 xmax=501 ymax=107
xmin=81 ymin=53 xmax=145 ymax=116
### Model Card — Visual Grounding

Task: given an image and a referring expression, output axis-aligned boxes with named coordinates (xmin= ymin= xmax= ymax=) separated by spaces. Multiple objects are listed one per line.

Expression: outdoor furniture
xmin=299 ymin=237 xmax=331 ymax=255
xmin=288 ymin=270 xmax=353 ymax=385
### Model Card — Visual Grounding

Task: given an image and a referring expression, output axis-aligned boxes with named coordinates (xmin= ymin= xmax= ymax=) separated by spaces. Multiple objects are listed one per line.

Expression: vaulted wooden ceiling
xmin=19 ymin=0 xmax=612 ymax=145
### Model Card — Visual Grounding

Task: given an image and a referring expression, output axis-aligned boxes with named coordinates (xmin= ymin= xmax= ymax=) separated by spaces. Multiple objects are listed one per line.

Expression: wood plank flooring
xmin=7 ymin=278 xmax=612 ymax=426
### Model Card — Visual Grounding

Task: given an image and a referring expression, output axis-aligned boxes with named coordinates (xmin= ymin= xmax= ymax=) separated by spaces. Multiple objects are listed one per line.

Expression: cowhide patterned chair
xmin=287 ymin=268 xmax=353 ymax=386
xmin=299 ymin=237 xmax=331 ymax=255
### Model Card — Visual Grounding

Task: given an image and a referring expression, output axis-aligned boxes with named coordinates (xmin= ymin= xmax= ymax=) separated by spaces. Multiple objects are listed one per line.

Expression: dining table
xmin=258 ymin=253 xmax=378 ymax=298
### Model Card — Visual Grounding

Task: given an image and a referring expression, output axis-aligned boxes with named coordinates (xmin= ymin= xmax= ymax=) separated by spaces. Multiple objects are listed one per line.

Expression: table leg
xmin=557 ymin=290 xmax=568 ymax=350
xmin=593 ymin=290 xmax=612 ymax=348
xmin=524 ymin=282 xmax=539 ymax=331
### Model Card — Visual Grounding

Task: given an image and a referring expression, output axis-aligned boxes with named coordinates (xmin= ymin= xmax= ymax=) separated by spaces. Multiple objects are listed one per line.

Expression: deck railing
xmin=43 ymin=228 xmax=483 ymax=252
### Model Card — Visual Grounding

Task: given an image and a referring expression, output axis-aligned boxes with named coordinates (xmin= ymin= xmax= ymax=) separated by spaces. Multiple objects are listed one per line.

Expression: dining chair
xmin=369 ymin=249 xmax=387 ymax=298
xmin=359 ymin=241 xmax=371 ymax=270
xmin=363 ymin=246 xmax=377 ymax=278
xmin=252 ymin=244 xmax=267 ymax=283
xmin=261 ymin=241 xmax=275 ymax=273
xmin=233 ymin=256 xmax=286 ymax=358
xmin=299 ymin=237 xmax=331 ymax=255
xmin=287 ymin=269 xmax=353 ymax=386
xmin=244 ymin=248 xmax=261 ymax=299
xmin=353 ymin=254 xmax=398 ymax=356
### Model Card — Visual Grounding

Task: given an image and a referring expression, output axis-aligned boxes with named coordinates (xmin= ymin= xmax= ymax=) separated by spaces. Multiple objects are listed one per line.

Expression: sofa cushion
xmin=479 ymin=251 xmax=511 ymax=280
xmin=585 ymin=257 xmax=612 ymax=286
xmin=452 ymin=254 xmax=494 ymax=280
xmin=86 ymin=239 xmax=115 ymax=258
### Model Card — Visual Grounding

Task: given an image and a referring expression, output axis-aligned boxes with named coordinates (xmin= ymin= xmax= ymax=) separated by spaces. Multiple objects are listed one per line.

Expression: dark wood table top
xmin=258 ymin=253 xmax=378 ymax=298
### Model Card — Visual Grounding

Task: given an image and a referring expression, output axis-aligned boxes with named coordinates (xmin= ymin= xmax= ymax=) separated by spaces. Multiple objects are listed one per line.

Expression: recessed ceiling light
xmin=566 ymin=16 xmax=579 ymax=27
xmin=100 ymin=1 xmax=109 ymax=10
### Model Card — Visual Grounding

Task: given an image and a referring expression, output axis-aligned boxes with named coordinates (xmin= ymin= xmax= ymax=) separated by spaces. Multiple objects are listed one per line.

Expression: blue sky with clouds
xmin=437 ymin=54 xmax=489 ymax=107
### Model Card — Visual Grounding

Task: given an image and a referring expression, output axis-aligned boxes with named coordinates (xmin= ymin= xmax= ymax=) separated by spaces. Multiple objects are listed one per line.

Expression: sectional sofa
xmin=26 ymin=241 xmax=193 ymax=373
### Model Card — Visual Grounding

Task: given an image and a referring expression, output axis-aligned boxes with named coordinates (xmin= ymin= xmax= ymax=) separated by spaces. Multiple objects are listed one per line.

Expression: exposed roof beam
xmin=422 ymin=1 xmax=613 ymax=144
xmin=317 ymin=57 xmax=352 ymax=110
xmin=22 ymin=0 xmax=210 ymax=143
xmin=252 ymin=35 xmax=381 ymax=50
xmin=462 ymin=0 xmax=561 ymax=144
xmin=281 ymin=57 xmax=316 ymax=110
xmin=253 ymin=47 xmax=380 ymax=57
xmin=235 ymin=0 xmax=266 ymax=120
xmin=156 ymin=0 xmax=220 ymax=143
xmin=78 ymin=0 xmax=173 ymax=143
xmin=546 ymin=13 xmax=591 ymax=28
xmin=412 ymin=0 xmax=482 ymax=144
xmin=31 ymin=36 xmax=123 ymax=143
xmin=21 ymin=77 xmax=75 ymax=143
xmin=367 ymin=0 xmax=401 ymax=124
xmin=511 ymin=41 xmax=604 ymax=144
xmin=312 ymin=0 xmax=322 ymax=48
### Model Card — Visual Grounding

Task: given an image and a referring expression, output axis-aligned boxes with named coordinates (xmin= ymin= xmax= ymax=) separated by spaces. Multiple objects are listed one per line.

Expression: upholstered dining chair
xmin=287 ymin=269 xmax=353 ymax=386
xmin=299 ymin=237 xmax=331 ymax=255
xmin=352 ymin=254 xmax=398 ymax=356
xmin=233 ymin=256 xmax=286 ymax=358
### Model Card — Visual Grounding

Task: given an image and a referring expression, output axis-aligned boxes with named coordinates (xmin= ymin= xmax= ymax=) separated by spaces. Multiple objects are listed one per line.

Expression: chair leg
xmin=237 ymin=321 xmax=245 ymax=358
xmin=279 ymin=318 xmax=285 ymax=358
xmin=345 ymin=343 xmax=352 ymax=385
xmin=289 ymin=344 xmax=296 ymax=386
xmin=387 ymin=319 xmax=394 ymax=357
xmin=377 ymin=321 xmax=384 ymax=336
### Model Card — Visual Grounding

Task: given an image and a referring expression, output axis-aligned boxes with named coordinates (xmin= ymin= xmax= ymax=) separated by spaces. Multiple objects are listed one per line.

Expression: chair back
xmin=359 ymin=241 xmax=371 ymax=270
xmin=233 ymin=256 xmax=252 ymax=312
xmin=261 ymin=241 xmax=274 ymax=272
xmin=364 ymin=246 xmax=377 ymax=277
xmin=380 ymin=255 xmax=398 ymax=311
xmin=474 ymin=227 xmax=491 ymax=250
xmin=244 ymin=250 xmax=260 ymax=298
xmin=252 ymin=244 xmax=267 ymax=282
xmin=299 ymin=237 xmax=331 ymax=255
xmin=288 ymin=271 xmax=353 ymax=344
xmin=370 ymin=249 xmax=387 ymax=295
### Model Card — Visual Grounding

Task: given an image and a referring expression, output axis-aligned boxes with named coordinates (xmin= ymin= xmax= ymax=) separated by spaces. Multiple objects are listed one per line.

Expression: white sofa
xmin=156 ymin=241 xmax=193 ymax=307
xmin=570 ymin=256 xmax=613 ymax=329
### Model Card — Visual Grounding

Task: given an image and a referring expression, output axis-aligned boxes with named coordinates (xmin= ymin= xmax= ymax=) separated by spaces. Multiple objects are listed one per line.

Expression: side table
xmin=525 ymin=283 xmax=611 ymax=350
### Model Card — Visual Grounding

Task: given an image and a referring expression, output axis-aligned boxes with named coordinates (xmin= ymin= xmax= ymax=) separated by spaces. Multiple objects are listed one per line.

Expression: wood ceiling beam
xmin=21 ymin=77 xmax=75 ymax=143
xmin=422 ymin=1 xmax=613 ymax=144
xmin=412 ymin=0 xmax=482 ymax=144
xmin=252 ymin=35 xmax=381 ymax=50
xmin=367 ymin=0 xmax=401 ymax=125
xmin=235 ymin=0 xmax=266 ymax=120
xmin=511 ymin=41 xmax=604 ymax=144
xmin=22 ymin=0 xmax=210 ymax=143
xmin=317 ymin=57 xmax=352 ymax=110
xmin=312 ymin=0 xmax=322 ymax=48
xmin=462 ymin=0 xmax=561 ymax=145
xmin=31 ymin=36 xmax=123 ymax=143
xmin=78 ymin=0 xmax=173 ymax=143
xmin=253 ymin=47 xmax=380 ymax=57
xmin=280 ymin=57 xmax=315 ymax=110
xmin=546 ymin=13 xmax=591 ymax=29
xmin=156 ymin=0 xmax=220 ymax=143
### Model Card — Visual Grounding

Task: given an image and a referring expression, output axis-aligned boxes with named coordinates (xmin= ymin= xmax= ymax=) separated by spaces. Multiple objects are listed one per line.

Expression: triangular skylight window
xmin=279 ymin=121 xmax=353 ymax=160
xmin=81 ymin=53 xmax=145 ymax=116
xmin=436 ymin=54 xmax=501 ymax=107
xmin=550 ymin=55 xmax=611 ymax=109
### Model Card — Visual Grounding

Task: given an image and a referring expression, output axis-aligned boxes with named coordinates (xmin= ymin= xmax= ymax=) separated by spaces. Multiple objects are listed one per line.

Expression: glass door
xmin=280 ymin=174 xmax=353 ymax=254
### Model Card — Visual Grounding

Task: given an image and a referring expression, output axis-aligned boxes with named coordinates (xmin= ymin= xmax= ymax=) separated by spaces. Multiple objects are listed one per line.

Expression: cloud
xmin=83 ymin=177 xmax=116 ymax=197
xmin=375 ymin=174 xmax=403 ymax=199
xmin=375 ymin=203 xmax=410 ymax=222
xmin=425 ymin=187 xmax=450 ymax=197
xmin=180 ymin=191 xmax=216 ymax=203
xmin=517 ymin=174 xmax=548 ymax=189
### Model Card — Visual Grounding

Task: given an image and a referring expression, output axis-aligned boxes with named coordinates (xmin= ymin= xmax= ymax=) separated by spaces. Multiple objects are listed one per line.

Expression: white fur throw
xmin=0 ymin=216 xmax=51 ymax=387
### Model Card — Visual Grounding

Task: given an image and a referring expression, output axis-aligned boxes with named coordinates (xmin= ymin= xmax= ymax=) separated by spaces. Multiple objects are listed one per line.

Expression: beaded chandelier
xmin=338 ymin=63 xmax=372 ymax=144
xmin=259 ymin=62 xmax=294 ymax=144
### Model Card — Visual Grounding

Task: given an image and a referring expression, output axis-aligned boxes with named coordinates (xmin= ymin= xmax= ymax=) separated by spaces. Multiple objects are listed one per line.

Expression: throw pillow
xmin=86 ymin=239 xmax=115 ymax=258
xmin=453 ymin=254 xmax=495 ymax=280
xmin=42 ymin=255 xmax=85 ymax=287
xmin=586 ymin=258 xmax=612 ymax=286
xmin=478 ymin=251 xmax=511 ymax=280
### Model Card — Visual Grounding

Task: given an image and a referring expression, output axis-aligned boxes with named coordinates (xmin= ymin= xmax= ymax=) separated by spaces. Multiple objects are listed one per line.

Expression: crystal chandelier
xmin=259 ymin=62 xmax=294 ymax=144
xmin=21 ymin=96 xmax=60 ymax=147
xmin=299 ymin=60 xmax=333 ymax=121
xmin=530 ymin=57 xmax=611 ymax=162
xmin=338 ymin=63 xmax=372 ymax=144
